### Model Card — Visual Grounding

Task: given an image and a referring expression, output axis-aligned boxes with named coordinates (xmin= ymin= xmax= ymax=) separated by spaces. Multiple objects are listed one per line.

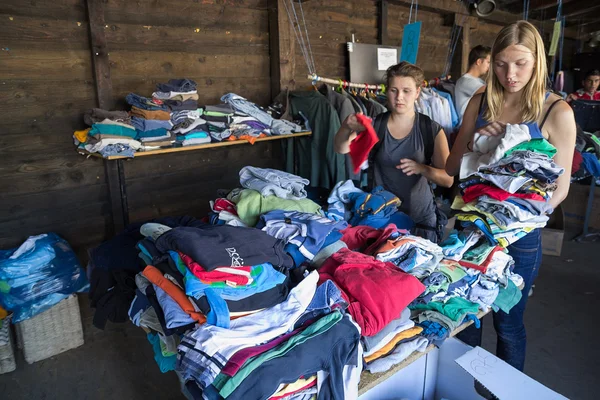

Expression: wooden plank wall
xmin=290 ymin=0 xmax=379 ymax=84
xmin=0 ymin=0 xmax=110 ymax=253
xmin=0 ymin=0 xmax=281 ymax=254
xmin=101 ymin=0 xmax=281 ymax=224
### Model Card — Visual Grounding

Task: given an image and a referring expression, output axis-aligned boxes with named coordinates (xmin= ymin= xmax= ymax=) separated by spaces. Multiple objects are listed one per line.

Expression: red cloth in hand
xmin=462 ymin=184 xmax=545 ymax=203
xmin=349 ymin=114 xmax=379 ymax=174
xmin=318 ymin=248 xmax=425 ymax=336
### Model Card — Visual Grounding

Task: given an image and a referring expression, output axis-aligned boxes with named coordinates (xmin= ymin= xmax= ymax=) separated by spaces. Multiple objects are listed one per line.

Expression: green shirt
xmin=504 ymin=138 xmax=557 ymax=158
xmin=229 ymin=189 xmax=321 ymax=226
xmin=493 ymin=280 xmax=522 ymax=314
xmin=285 ymin=91 xmax=347 ymax=189
xmin=410 ymin=297 xmax=480 ymax=322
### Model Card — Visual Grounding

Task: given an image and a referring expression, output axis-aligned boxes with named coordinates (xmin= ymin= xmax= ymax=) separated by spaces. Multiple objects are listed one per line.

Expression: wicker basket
xmin=0 ymin=314 xmax=16 ymax=374
xmin=15 ymin=294 xmax=84 ymax=364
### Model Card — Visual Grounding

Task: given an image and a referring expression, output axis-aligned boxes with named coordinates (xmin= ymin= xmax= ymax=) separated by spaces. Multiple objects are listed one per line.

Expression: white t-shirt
xmin=455 ymin=73 xmax=485 ymax=123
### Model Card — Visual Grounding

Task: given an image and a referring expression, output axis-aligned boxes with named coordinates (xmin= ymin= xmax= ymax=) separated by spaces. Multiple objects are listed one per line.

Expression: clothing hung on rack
xmin=416 ymin=87 xmax=456 ymax=135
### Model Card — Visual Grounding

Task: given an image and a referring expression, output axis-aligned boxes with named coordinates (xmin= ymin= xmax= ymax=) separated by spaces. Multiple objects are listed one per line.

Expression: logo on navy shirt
xmin=226 ymin=247 xmax=244 ymax=267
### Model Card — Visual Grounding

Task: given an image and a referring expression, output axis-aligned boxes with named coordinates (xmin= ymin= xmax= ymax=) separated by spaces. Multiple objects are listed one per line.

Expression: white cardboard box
xmin=359 ymin=338 xmax=567 ymax=400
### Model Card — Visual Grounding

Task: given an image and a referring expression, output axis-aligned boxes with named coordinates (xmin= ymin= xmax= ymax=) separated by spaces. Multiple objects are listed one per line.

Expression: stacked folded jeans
xmin=152 ymin=79 xmax=199 ymax=111
xmin=222 ymin=93 xmax=302 ymax=136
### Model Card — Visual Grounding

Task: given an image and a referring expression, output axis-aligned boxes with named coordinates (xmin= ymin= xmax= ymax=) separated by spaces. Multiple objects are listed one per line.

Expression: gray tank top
xmin=373 ymin=113 xmax=440 ymax=226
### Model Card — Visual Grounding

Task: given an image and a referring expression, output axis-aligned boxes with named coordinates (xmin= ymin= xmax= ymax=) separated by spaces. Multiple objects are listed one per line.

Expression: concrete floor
xmin=0 ymin=238 xmax=598 ymax=400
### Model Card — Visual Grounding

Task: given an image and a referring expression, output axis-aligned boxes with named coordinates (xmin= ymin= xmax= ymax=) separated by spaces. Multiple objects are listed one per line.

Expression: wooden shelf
xmin=78 ymin=131 xmax=312 ymax=160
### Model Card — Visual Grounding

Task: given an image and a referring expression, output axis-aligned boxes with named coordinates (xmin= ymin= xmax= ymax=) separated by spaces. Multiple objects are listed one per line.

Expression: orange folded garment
xmin=142 ymin=265 xmax=206 ymax=324
xmin=364 ymin=326 xmax=423 ymax=363
xmin=226 ymin=133 xmax=267 ymax=145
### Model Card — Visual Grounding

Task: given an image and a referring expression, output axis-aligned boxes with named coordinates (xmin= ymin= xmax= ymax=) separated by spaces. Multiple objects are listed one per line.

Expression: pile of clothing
xmin=74 ymin=108 xmax=141 ymax=158
xmin=73 ymin=79 xmax=306 ymax=158
xmin=0 ymin=233 xmax=89 ymax=323
xmin=326 ymin=180 xmax=414 ymax=230
xmin=453 ymin=123 xmax=563 ymax=247
xmin=572 ymin=126 xmax=600 ymax=181
xmin=222 ymin=93 xmax=302 ymax=140
xmin=87 ymin=165 xmax=529 ymax=399
xmin=409 ymin=231 xmax=524 ymax=335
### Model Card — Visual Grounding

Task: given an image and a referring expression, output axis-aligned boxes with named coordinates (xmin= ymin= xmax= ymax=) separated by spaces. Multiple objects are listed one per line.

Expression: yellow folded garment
xmin=364 ymin=326 xmax=423 ymax=363
xmin=270 ymin=375 xmax=317 ymax=398
xmin=73 ymin=128 xmax=91 ymax=143
xmin=0 ymin=306 xmax=7 ymax=320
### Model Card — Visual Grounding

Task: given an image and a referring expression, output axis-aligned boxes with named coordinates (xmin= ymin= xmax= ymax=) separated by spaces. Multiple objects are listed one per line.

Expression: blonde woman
xmin=446 ymin=21 xmax=576 ymax=371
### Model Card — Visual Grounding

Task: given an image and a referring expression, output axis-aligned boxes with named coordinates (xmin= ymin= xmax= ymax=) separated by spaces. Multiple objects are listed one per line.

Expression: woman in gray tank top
xmin=334 ymin=62 xmax=454 ymax=242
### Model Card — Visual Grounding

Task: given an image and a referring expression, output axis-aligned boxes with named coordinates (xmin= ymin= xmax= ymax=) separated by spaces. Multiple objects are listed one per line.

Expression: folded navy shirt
xmin=155 ymin=225 xmax=294 ymax=271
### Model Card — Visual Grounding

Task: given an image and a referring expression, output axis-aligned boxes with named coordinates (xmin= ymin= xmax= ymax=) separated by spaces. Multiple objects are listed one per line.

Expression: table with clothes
xmin=73 ymin=79 xmax=306 ymax=159
xmin=88 ymin=164 xmax=536 ymax=400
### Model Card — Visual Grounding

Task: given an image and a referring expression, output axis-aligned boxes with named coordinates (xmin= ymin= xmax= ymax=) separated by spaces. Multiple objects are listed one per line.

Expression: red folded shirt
xmin=213 ymin=198 xmax=238 ymax=216
xmin=349 ymin=113 xmax=379 ymax=174
xmin=462 ymin=183 xmax=545 ymax=203
xmin=340 ymin=224 xmax=406 ymax=255
xmin=318 ymin=248 xmax=425 ymax=336
xmin=179 ymin=252 xmax=252 ymax=286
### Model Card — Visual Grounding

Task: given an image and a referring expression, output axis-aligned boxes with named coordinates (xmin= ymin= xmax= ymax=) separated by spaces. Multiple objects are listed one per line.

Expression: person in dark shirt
xmin=334 ymin=62 xmax=453 ymax=242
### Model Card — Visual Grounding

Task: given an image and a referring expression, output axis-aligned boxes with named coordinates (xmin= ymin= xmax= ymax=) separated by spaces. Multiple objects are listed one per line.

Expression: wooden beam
xmin=379 ymin=0 xmax=389 ymax=45
xmin=563 ymin=3 xmax=600 ymax=19
xmin=388 ymin=0 xmax=465 ymax=15
xmin=462 ymin=20 xmax=471 ymax=75
xmin=85 ymin=0 xmax=126 ymax=234
xmin=530 ymin=0 xmax=577 ymax=11
xmin=387 ymin=0 xmax=579 ymax=39
xmin=268 ymin=0 xmax=296 ymax=100
xmin=85 ymin=0 xmax=113 ymax=111
xmin=476 ymin=8 xmax=579 ymax=39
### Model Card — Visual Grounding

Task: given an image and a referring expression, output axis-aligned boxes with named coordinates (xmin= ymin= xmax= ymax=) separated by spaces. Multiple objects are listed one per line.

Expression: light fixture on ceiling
xmin=588 ymin=31 xmax=600 ymax=48
xmin=474 ymin=0 xmax=497 ymax=17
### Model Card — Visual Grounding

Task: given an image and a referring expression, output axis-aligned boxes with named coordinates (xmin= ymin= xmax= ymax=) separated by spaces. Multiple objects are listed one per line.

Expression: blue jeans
xmin=456 ymin=228 xmax=542 ymax=371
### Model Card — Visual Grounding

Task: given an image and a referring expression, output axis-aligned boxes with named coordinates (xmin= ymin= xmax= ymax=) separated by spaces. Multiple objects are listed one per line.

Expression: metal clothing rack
xmin=574 ymin=179 xmax=600 ymax=242
xmin=307 ymin=74 xmax=385 ymax=91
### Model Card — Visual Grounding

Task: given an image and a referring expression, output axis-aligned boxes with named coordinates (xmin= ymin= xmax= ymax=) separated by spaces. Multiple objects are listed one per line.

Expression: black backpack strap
xmin=418 ymin=113 xmax=436 ymax=166
xmin=539 ymin=99 xmax=564 ymax=130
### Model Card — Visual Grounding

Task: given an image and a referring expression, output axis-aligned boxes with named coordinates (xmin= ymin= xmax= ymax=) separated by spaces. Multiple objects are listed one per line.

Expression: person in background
xmin=334 ymin=62 xmax=454 ymax=243
xmin=455 ymin=45 xmax=492 ymax=123
xmin=567 ymin=69 xmax=600 ymax=102
xmin=446 ymin=21 xmax=576 ymax=376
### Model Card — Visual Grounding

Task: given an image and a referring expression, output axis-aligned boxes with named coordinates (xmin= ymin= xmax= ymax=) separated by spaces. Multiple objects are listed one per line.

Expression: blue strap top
xmin=475 ymin=92 xmax=552 ymax=139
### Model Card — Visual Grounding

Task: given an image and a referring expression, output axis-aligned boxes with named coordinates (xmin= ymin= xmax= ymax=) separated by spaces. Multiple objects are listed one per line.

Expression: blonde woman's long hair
xmin=484 ymin=20 xmax=547 ymax=123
